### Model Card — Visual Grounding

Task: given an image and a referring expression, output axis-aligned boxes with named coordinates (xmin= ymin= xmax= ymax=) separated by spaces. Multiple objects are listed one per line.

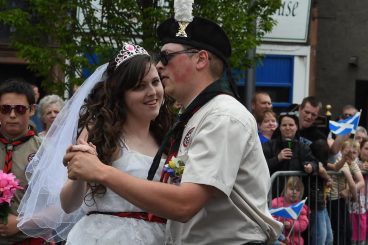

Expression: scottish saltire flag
xmin=329 ymin=111 xmax=361 ymax=135
xmin=269 ymin=198 xmax=306 ymax=220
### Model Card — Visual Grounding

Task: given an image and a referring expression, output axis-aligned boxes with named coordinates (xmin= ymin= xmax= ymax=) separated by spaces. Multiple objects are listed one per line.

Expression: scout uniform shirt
xmin=0 ymin=134 xmax=42 ymax=245
xmin=165 ymin=94 xmax=282 ymax=245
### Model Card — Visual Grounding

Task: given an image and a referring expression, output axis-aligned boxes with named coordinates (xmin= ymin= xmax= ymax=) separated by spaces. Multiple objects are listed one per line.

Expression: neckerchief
xmin=147 ymin=79 xmax=234 ymax=181
xmin=0 ymin=130 xmax=36 ymax=173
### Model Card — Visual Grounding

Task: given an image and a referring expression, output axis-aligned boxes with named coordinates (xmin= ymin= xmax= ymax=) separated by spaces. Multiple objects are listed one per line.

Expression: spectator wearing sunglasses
xmin=262 ymin=112 xmax=318 ymax=196
xmin=340 ymin=104 xmax=358 ymax=120
xmin=0 ymin=79 xmax=43 ymax=243
xmin=63 ymin=11 xmax=282 ymax=245
xmin=38 ymin=94 xmax=64 ymax=139
xmin=328 ymin=105 xmax=358 ymax=163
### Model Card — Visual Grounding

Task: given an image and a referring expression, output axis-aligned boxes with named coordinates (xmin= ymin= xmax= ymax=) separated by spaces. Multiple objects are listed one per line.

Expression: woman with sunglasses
xmin=262 ymin=112 xmax=318 ymax=196
xmin=17 ymin=43 xmax=174 ymax=244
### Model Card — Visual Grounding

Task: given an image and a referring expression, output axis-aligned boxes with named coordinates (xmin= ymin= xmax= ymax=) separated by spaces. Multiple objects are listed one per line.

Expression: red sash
xmin=87 ymin=211 xmax=166 ymax=224
xmin=12 ymin=237 xmax=54 ymax=245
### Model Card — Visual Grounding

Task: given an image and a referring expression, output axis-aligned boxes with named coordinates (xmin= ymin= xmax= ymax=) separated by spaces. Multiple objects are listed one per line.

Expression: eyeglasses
xmin=342 ymin=113 xmax=354 ymax=119
xmin=156 ymin=49 xmax=198 ymax=66
xmin=279 ymin=111 xmax=298 ymax=117
xmin=0 ymin=104 xmax=31 ymax=115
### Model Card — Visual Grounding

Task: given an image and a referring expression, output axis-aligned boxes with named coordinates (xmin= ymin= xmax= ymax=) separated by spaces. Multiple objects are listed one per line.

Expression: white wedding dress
xmin=66 ymin=145 xmax=165 ymax=245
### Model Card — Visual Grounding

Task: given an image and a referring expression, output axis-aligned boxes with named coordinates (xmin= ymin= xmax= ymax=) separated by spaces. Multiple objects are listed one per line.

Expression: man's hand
xmin=0 ymin=213 xmax=19 ymax=237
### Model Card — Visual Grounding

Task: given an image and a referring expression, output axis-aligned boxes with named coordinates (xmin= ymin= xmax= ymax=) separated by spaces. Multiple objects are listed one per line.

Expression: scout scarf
xmin=147 ymin=79 xmax=234 ymax=181
xmin=0 ymin=130 xmax=36 ymax=173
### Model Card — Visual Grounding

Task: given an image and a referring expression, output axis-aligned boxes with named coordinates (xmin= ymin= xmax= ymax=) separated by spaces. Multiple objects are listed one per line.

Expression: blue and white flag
xmin=269 ymin=198 xmax=306 ymax=220
xmin=329 ymin=111 xmax=361 ymax=135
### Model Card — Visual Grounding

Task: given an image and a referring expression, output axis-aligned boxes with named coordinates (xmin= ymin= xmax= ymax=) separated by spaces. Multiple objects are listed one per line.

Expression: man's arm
xmin=65 ymin=151 xmax=216 ymax=222
xmin=318 ymin=162 xmax=332 ymax=186
xmin=327 ymin=158 xmax=345 ymax=171
xmin=301 ymin=143 xmax=318 ymax=174
xmin=327 ymin=154 xmax=351 ymax=171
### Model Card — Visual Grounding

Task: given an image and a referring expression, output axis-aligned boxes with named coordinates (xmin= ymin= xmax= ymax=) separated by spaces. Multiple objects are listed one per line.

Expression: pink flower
xmin=0 ymin=171 xmax=23 ymax=204
xmin=126 ymin=44 xmax=135 ymax=52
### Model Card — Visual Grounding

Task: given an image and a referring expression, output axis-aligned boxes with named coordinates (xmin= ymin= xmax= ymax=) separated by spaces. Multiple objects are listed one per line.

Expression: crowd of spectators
xmin=253 ymin=91 xmax=368 ymax=245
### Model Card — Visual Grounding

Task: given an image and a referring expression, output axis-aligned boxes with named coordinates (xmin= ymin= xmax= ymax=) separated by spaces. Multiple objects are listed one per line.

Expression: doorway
xmin=355 ymin=80 xmax=368 ymax=128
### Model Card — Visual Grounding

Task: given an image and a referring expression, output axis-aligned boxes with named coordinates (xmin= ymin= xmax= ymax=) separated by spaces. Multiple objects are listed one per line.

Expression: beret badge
xmin=174 ymin=0 xmax=194 ymax=37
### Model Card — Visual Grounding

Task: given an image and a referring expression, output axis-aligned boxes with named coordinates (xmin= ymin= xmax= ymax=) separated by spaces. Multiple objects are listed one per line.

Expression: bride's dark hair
xmin=77 ymin=54 xmax=173 ymax=196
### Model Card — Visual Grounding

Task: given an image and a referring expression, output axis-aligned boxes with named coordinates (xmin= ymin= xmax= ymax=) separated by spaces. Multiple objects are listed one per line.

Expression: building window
xmin=236 ymin=54 xmax=294 ymax=109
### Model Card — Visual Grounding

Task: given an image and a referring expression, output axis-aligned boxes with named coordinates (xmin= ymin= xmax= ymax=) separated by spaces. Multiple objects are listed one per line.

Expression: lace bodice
xmin=82 ymin=146 xmax=164 ymax=213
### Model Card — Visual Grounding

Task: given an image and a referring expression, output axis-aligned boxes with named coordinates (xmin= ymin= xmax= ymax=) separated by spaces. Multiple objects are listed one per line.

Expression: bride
xmin=17 ymin=43 xmax=173 ymax=244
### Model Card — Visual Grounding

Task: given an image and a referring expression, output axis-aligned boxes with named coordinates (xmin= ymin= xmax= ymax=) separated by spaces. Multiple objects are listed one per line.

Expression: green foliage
xmin=0 ymin=0 xmax=281 ymax=95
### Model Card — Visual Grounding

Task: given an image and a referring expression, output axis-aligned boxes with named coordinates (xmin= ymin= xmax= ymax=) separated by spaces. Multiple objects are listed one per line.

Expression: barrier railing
xmin=269 ymin=171 xmax=367 ymax=245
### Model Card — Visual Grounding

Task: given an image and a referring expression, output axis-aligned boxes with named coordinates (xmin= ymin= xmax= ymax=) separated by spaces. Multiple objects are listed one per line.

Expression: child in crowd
xmin=327 ymin=139 xmax=365 ymax=245
xmin=0 ymin=80 xmax=44 ymax=244
xmin=351 ymin=138 xmax=368 ymax=245
xmin=272 ymin=176 xmax=309 ymax=245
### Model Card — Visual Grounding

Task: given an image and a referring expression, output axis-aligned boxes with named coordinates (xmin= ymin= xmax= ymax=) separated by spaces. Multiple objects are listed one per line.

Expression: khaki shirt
xmin=0 ymin=134 xmax=42 ymax=245
xmin=165 ymin=95 xmax=282 ymax=245
xmin=330 ymin=157 xmax=361 ymax=200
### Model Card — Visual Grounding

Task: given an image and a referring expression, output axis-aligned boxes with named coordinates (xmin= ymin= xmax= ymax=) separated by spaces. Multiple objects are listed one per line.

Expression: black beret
xmin=157 ymin=17 xmax=231 ymax=63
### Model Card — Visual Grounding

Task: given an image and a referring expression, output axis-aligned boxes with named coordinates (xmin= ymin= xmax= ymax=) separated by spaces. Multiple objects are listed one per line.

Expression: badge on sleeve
xmin=28 ymin=153 xmax=36 ymax=162
xmin=183 ymin=127 xmax=195 ymax=147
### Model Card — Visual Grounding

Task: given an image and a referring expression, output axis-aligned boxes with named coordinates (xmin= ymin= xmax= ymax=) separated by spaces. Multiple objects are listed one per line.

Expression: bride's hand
xmin=63 ymin=139 xmax=97 ymax=166
xmin=73 ymin=139 xmax=97 ymax=155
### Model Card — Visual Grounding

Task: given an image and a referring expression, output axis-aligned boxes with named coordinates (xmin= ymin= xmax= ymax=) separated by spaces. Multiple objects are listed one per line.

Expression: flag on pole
xmin=269 ymin=198 xmax=306 ymax=220
xmin=329 ymin=111 xmax=361 ymax=135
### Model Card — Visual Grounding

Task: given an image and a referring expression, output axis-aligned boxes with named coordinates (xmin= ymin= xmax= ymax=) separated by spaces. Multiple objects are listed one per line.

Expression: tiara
xmin=115 ymin=43 xmax=149 ymax=69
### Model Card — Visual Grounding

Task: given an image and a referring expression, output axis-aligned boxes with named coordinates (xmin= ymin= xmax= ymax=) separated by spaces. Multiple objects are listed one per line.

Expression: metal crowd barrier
xmin=269 ymin=170 xmax=368 ymax=245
